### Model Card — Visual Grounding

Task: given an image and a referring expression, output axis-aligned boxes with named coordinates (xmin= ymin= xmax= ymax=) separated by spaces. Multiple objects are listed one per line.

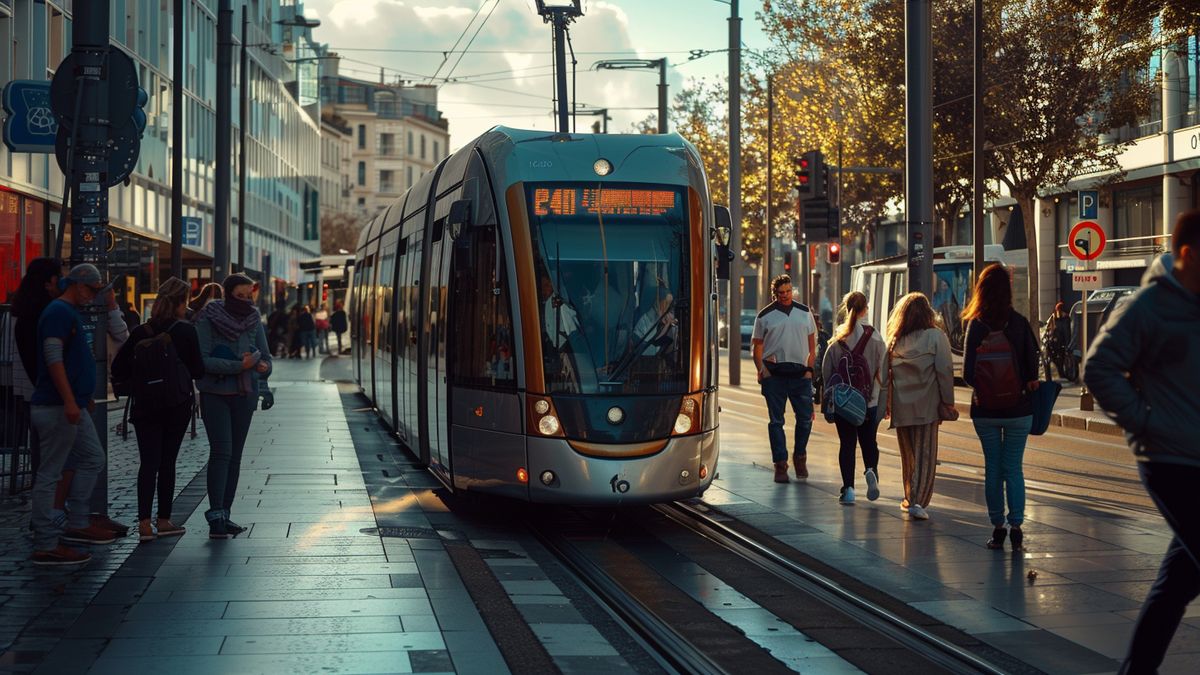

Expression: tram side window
xmin=449 ymin=192 xmax=515 ymax=389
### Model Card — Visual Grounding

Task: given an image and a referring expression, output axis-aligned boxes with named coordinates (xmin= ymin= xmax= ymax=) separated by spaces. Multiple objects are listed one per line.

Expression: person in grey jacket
xmin=1085 ymin=209 xmax=1200 ymax=674
xmin=195 ymin=274 xmax=271 ymax=539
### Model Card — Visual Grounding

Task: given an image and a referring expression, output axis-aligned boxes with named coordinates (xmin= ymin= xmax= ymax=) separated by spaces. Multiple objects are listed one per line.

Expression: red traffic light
xmin=828 ymin=243 xmax=841 ymax=264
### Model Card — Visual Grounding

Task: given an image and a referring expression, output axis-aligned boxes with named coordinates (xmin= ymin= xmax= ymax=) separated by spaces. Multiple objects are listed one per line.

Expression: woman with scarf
xmin=194 ymin=274 xmax=271 ymax=538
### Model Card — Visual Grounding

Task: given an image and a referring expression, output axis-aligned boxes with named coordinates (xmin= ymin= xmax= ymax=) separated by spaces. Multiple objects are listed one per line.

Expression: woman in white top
xmin=885 ymin=292 xmax=956 ymax=520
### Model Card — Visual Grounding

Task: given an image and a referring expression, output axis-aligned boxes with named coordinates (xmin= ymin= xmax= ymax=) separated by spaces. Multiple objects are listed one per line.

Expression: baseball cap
xmin=64 ymin=263 xmax=112 ymax=291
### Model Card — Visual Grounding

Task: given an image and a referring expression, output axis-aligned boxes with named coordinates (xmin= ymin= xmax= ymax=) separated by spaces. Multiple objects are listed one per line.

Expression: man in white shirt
xmin=751 ymin=274 xmax=817 ymax=483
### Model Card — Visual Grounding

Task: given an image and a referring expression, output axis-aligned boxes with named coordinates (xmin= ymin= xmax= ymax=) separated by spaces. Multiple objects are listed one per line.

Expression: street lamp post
xmin=535 ymin=1 xmax=583 ymax=133
xmin=593 ymin=59 xmax=669 ymax=133
xmin=728 ymin=0 xmax=742 ymax=386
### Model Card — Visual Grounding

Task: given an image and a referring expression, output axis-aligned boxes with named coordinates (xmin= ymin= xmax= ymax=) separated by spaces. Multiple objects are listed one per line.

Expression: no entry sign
xmin=1068 ymin=221 xmax=1106 ymax=261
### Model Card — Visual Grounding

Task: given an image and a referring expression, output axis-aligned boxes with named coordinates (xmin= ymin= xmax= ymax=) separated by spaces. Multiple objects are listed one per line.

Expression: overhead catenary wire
xmin=440 ymin=0 xmax=502 ymax=83
xmin=426 ymin=0 xmax=490 ymax=83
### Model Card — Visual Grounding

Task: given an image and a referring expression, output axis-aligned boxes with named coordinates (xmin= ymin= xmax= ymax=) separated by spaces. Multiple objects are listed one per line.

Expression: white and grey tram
xmin=350 ymin=127 xmax=722 ymax=504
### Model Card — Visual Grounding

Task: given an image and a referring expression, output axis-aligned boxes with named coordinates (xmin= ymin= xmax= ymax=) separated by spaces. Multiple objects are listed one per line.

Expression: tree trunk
xmin=1023 ymin=195 xmax=1040 ymax=327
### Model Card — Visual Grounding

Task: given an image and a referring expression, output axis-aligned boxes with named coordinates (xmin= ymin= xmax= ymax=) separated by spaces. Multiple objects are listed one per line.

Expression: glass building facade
xmin=0 ymin=0 xmax=321 ymax=308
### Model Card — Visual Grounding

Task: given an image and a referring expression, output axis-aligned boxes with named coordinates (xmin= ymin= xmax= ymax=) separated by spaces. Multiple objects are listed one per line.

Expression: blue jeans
xmin=1121 ymin=463 xmax=1200 ymax=674
xmin=30 ymin=406 xmax=105 ymax=550
xmin=973 ymin=415 xmax=1032 ymax=526
xmin=201 ymin=392 xmax=257 ymax=520
xmin=761 ymin=375 xmax=813 ymax=463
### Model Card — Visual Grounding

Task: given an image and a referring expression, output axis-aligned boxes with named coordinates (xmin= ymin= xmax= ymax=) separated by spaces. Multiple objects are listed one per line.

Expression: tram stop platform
xmin=0 ymin=353 xmax=1196 ymax=674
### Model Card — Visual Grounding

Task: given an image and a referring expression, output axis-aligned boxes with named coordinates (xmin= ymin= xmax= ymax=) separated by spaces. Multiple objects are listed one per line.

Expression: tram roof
xmin=473 ymin=126 xmax=704 ymax=187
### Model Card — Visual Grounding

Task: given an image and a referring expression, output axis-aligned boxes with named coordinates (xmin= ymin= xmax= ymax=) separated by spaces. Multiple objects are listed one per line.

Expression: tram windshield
xmin=527 ymin=183 xmax=689 ymax=395
xmin=933 ymin=262 xmax=973 ymax=352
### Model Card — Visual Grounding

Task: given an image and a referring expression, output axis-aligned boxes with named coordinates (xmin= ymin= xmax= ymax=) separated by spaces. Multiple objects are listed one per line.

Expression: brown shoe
xmin=155 ymin=520 xmax=186 ymax=538
xmin=793 ymin=453 xmax=808 ymax=480
xmin=138 ymin=519 xmax=157 ymax=543
xmin=60 ymin=524 xmax=118 ymax=545
xmin=773 ymin=462 xmax=790 ymax=483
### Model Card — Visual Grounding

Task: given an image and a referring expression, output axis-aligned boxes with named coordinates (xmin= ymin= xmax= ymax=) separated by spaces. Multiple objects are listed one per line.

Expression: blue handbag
xmin=829 ymin=383 xmax=868 ymax=426
xmin=1030 ymin=380 xmax=1061 ymax=436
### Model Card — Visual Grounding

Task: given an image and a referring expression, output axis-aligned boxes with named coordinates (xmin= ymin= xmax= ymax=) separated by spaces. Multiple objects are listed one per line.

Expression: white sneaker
xmin=839 ymin=487 xmax=855 ymax=505
xmin=908 ymin=505 xmax=930 ymax=520
xmin=864 ymin=469 xmax=880 ymax=501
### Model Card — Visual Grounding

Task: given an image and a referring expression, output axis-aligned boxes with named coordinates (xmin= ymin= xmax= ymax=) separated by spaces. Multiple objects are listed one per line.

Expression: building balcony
xmin=379 ymin=183 xmax=399 ymax=195
xmin=378 ymin=145 xmax=399 ymax=157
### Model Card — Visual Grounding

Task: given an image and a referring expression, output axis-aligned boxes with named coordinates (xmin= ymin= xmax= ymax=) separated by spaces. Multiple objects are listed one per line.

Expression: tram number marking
xmin=530 ymin=160 xmax=554 ymax=169
xmin=609 ymin=474 xmax=630 ymax=494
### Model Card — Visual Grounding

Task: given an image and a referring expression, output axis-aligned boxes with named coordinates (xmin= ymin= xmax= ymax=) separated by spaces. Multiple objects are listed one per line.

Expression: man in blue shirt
xmin=28 ymin=264 xmax=116 ymax=566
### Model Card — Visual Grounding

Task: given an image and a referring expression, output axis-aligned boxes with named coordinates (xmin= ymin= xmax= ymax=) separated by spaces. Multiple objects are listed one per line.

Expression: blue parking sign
xmin=183 ymin=217 xmax=202 ymax=247
xmin=1078 ymin=190 xmax=1099 ymax=221
xmin=2 ymin=80 xmax=57 ymax=153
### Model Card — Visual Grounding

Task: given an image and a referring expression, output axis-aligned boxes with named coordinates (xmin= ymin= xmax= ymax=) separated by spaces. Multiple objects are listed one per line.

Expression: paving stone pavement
xmin=0 ymin=399 xmax=211 ymax=669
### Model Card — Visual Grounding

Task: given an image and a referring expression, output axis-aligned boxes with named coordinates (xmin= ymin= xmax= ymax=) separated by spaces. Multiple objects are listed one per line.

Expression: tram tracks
xmin=529 ymin=504 xmax=1025 ymax=675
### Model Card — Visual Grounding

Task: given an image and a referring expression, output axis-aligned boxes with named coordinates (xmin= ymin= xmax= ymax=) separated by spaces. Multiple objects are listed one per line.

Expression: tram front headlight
xmin=538 ymin=414 xmax=561 ymax=436
xmin=593 ymin=158 xmax=613 ymax=176
xmin=672 ymin=395 xmax=702 ymax=436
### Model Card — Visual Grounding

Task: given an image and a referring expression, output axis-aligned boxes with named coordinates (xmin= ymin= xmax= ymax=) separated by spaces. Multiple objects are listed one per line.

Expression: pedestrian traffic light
xmin=783 ymin=250 xmax=793 ymax=273
xmin=828 ymin=242 xmax=841 ymax=264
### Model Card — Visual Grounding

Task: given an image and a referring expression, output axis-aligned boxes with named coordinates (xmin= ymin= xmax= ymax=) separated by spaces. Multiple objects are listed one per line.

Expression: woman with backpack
xmin=111 ymin=278 xmax=203 ymax=542
xmin=962 ymin=264 xmax=1040 ymax=551
xmin=885 ymin=292 xmax=956 ymax=520
xmin=195 ymin=274 xmax=271 ymax=538
xmin=821 ymin=291 xmax=888 ymax=505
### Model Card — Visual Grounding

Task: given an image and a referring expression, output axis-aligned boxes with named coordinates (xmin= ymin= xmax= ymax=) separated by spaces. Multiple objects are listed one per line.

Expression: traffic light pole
xmin=905 ymin=0 xmax=935 ymax=297
xmin=238 ymin=4 xmax=249 ymax=273
xmin=764 ymin=74 xmax=773 ymax=311
xmin=215 ymin=0 xmax=233 ymax=281
xmin=171 ymin=0 xmax=183 ymax=278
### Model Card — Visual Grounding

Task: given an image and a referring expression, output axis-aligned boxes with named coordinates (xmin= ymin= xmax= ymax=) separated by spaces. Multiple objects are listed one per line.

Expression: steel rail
xmin=658 ymin=501 xmax=1011 ymax=675
xmin=528 ymin=523 xmax=730 ymax=675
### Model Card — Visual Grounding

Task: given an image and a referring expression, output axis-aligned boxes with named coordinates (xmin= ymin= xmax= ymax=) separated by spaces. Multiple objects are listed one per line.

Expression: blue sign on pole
xmin=183 ymin=216 xmax=202 ymax=247
xmin=2 ymin=80 xmax=58 ymax=153
xmin=1078 ymin=190 xmax=1099 ymax=221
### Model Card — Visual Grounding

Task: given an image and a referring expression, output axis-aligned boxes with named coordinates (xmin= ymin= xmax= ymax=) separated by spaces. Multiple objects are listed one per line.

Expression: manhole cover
xmin=360 ymin=526 xmax=439 ymax=539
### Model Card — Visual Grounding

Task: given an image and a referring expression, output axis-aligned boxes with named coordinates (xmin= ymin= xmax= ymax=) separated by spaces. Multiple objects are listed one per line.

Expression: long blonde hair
xmin=151 ymin=277 xmax=191 ymax=327
xmin=833 ymin=291 xmax=868 ymax=344
xmin=886 ymin=292 xmax=938 ymax=351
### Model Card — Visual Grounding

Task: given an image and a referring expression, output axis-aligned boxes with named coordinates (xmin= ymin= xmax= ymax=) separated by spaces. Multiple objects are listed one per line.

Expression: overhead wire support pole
xmin=657 ymin=58 xmax=668 ymax=134
xmin=728 ymin=0 xmax=742 ymax=386
xmin=972 ymin=0 xmax=985 ymax=284
xmin=905 ymin=0 xmax=934 ymax=298
xmin=764 ymin=72 xmax=773 ymax=311
xmin=171 ymin=0 xmax=183 ymax=278
xmin=238 ymin=4 xmax=248 ymax=273
xmin=215 ymin=0 xmax=233 ymax=281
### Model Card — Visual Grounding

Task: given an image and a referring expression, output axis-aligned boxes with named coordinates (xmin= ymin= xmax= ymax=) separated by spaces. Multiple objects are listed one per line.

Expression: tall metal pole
xmin=215 ymin=0 xmax=233 ymax=281
xmin=763 ymin=73 xmax=773 ymax=311
xmin=905 ymin=0 xmax=934 ymax=297
xmin=728 ymin=0 xmax=742 ymax=386
xmin=657 ymin=58 xmax=668 ymax=134
xmin=171 ymin=0 xmax=183 ymax=279
xmin=972 ymin=0 xmax=985 ymax=283
xmin=837 ymin=140 xmax=844 ymax=303
xmin=553 ymin=14 xmax=570 ymax=133
xmin=238 ymin=5 xmax=248 ymax=273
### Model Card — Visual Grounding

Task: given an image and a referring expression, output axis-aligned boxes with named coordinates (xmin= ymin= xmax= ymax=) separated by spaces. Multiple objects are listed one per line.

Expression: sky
xmin=301 ymin=0 xmax=771 ymax=150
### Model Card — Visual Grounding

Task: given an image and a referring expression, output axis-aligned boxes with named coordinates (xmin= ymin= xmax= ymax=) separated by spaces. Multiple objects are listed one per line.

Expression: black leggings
xmin=133 ymin=401 xmax=193 ymax=520
xmin=833 ymin=407 xmax=880 ymax=489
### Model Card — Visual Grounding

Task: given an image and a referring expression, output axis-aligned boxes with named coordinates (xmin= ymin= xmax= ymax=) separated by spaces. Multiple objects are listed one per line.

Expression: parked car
xmin=1069 ymin=286 xmax=1137 ymax=359
xmin=717 ymin=309 xmax=758 ymax=351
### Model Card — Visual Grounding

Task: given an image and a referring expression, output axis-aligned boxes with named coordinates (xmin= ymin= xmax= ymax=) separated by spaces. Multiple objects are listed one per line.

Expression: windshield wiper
xmin=602 ymin=298 xmax=678 ymax=385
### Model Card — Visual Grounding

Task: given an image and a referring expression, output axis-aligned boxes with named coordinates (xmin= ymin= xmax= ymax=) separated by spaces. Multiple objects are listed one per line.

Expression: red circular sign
xmin=1068 ymin=221 xmax=1106 ymax=261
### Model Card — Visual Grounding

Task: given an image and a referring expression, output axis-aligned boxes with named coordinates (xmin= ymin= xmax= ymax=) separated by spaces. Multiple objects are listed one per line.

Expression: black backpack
xmin=129 ymin=322 xmax=193 ymax=410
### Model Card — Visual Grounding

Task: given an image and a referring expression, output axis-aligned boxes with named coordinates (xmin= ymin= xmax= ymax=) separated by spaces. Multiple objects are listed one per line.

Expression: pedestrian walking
xmin=885 ymin=292 xmax=955 ymax=520
xmin=962 ymin=264 xmax=1041 ymax=550
xmin=297 ymin=304 xmax=317 ymax=359
xmin=266 ymin=306 xmax=288 ymax=357
xmin=314 ymin=304 xmax=330 ymax=354
xmin=751 ymin=274 xmax=818 ymax=483
xmin=27 ymin=264 xmax=122 ymax=565
xmin=286 ymin=305 xmax=301 ymax=358
xmin=1085 ymin=209 xmax=1200 ymax=674
xmin=331 ymin=300 xmax=348 ymax=355
xmin=10 ymin=259 xmax=62 ymax=478
xmin=111 ymin=278 xmax=203 ymax=543
xmin=821 ymin=291 xmax=888 ymax=504
xmin=195 ymin=273 xmax=271 ymax=539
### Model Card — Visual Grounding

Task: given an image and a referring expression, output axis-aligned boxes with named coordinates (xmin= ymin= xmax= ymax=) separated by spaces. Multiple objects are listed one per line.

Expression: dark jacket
xmin=1085 ymin=254 xmax=1200 ymax=468
xmin=297 ymin=312 xmax=316 ymax=332
xmin=330 ymin=309 xmax=348 ymax=334
xmin=962 ymin=309 xmax=1040 ymax=419
xmin=111 ymin=320 xmax=204 ymax=419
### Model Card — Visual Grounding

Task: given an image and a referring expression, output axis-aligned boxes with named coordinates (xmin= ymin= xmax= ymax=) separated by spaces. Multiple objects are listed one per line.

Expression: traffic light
xmin=828 ymin=242 xmax=841 ymax=264
xmin=796 ymin=150 xmax=827 ymax=201
xmin=783 ymin=250 xmax=793 ymax=273
xmin=794 ymin=155 xmax=812 ymax=196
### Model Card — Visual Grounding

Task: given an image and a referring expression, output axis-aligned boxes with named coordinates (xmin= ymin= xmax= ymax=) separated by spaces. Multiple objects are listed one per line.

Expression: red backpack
xmin=973 ymin=322 xmax=1023 ymax=409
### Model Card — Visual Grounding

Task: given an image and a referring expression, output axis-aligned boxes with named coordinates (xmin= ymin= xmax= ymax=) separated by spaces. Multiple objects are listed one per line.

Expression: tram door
xmin=425 ymin=189 xmax=462 ymax=480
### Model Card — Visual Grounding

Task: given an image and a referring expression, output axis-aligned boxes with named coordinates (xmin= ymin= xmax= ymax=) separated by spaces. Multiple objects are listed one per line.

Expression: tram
xmin=350 ymin=127 xmax=721 ymax=504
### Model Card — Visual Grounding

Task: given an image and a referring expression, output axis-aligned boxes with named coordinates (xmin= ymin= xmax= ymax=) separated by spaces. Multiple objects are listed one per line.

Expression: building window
xmin=380 ymin=170 xmax=394 ymax=194
xmin=358 ymin=124 xmax=366 ymax=149
xmin=357 ymin=161 xmax=366 ymax=186
xmin=420 ymin=135 xmax=426 ymax=160
xmin=379 ymin=133 xmax=395 ymax=156
xmin=1112 ymin=185 xmax=1162 ymax=252
xmin=433 ymin=141 xmax=440 ymax=161
xmin=406 ymin=166 xmax=414 ymax=188
xmin=407 ymin=131 xmax=414 ymax=155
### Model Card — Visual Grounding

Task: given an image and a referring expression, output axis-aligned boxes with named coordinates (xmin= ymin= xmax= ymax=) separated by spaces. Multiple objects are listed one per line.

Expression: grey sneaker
xmin=908 ymin=505 xmax=930 ymax=520
xmin=839 ymin=487 xmax=855 ymax=505
xmin=864 ymin=468 xmax=880 ymax=501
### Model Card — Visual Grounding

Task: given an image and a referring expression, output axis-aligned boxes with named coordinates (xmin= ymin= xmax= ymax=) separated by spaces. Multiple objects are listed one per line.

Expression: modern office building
xmin=320 ymin=63 xmax=450 ymax=221
xmin=0 ymin=0 xmax=322 ymax=313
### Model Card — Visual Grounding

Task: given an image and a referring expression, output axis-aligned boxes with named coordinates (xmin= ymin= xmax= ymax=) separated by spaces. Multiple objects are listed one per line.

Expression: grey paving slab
xmin=222 ymin=597 xmax=433 ymax=619
xmin=960 ymin=581 xmax=1144 ymax=617
xmin=101 ymin=636 xmax=225 ymax=657
xmin=219 ymin=631 xmax=445 ymax=655
xmin=87 ymin=651 xmax=416 ymax=675
xmin=148 ymin=574 xmax=395 ymax=593
xmin=167 ymin=586 xmax=428 ymax=603
xmin=529 ymin=623 xmax=619 ymax=657
xmin=113 ymin=616 xmax=406 ymax=638
xmin=442 ymin=630 xmax=511 ymax=675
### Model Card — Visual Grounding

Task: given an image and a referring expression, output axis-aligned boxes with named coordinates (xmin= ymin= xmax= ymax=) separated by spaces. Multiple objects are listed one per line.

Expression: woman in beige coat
xmin=885 ymin=293 xmax=957 ymax=520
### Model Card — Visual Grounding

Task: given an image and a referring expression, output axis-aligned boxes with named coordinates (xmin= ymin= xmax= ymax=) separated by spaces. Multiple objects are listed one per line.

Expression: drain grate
xmin=360 ymin=526 xmax=440 ymax=539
